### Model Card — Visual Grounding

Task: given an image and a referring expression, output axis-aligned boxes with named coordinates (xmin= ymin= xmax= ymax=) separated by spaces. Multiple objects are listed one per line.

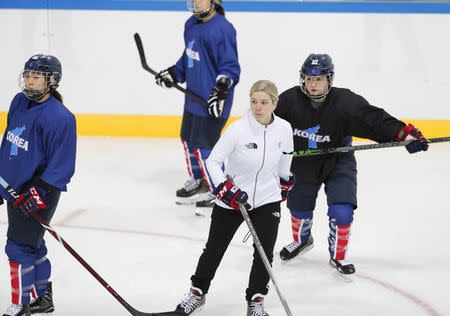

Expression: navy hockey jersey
xmin=175 ymin=13 xmax=240 ymax=118
xmin=0 ymin=93 xmax=76 ymax=200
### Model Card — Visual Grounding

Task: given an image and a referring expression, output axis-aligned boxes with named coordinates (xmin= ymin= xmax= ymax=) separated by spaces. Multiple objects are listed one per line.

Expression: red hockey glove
xmin=213 ymin=180 xmax=249 ymax=210
xmin=396 ymin=124 xmax=429 ymax=154
xmin=280 ymin=175 xmax=295 ymax=202
xmin=12 ymin=186 xmax=47 ymax=217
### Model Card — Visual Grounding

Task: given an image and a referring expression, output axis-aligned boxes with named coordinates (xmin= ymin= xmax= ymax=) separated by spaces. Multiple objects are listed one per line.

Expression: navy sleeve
xmin=209 ymin=23 xmax=240 ymax=85
xmin=40 ymin=112 xmax=77 ymax=191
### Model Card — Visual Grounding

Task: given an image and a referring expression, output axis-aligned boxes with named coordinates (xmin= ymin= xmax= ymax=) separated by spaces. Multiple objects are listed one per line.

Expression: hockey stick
xmin=133 ymin=33 xmax=209 ymax=107
xmin=226 ymin=176 xmax=293 ymax=316
xmin=292 ymin=136 xmax=450 ymax=157
xmin=0 ymin=176 xmax=178 ymax=316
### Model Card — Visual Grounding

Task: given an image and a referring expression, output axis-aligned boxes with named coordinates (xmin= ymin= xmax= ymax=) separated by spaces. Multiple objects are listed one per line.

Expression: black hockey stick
xmin=226 ymin=176 xmax=293 ymax=316
xmin=133 ymin=33 xmax=209 ymax=107
xmin=291 ymin=136 xmax=450 ymax=157
xmin=0 ymin=175 xmax=180 ymax=316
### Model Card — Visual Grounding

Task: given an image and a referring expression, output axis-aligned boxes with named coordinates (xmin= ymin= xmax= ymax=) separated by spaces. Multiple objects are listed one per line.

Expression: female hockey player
xmin=170 ymin=80 xmax=294 ymax=316
xmin=0 ymin=54 xmax=76 ymax=316
xmin=276 ymin=53 xmax=428 ymax=275
xmin=155 ymin=0 xmax=240 ymax=212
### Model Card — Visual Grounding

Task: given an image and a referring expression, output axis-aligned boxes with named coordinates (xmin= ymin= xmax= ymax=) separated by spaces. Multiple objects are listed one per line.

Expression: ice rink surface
xmin=1 ymin=137 xmax=449 ymax=316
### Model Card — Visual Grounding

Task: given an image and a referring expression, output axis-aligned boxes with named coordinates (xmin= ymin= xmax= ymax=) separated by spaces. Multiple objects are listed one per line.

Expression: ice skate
xmin=30 ymin=282 xmax=54 ymax=314
xmin=247 ymin=294 xmax=269 ymax=316
xmin=176 ymin=179 xmax=209 ymax=205
xmin=279 ymin=236 xmax=314 ymax=261
xmin=2 ymin=304 xmax=30 ymax=316
xmin=174 ymin=287 xmax=205 ymax=315
xmin=194 ymin=194 xmax=215 ymax=216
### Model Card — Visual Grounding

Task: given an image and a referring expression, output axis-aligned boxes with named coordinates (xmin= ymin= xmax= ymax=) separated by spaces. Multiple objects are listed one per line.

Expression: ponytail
xmin=50 ymin=89 xmax=63 ymax=103
xmin=216 ymin=5 xmax=225 ymax=16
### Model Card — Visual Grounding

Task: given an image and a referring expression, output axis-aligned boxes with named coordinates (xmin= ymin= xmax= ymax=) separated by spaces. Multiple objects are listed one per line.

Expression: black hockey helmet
xmin=186 ymin=0 xmax=222 ymax=20
xmin=19 ymin=54 xmax=62 ymax=100
xmin=300 ymin=53 xmax=334 ymax=100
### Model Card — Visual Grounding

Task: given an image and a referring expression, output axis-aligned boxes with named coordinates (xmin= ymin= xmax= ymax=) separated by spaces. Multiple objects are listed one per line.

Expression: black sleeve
xmin=274 ymin=89 xmax=292 ymax=120
xmin=341 ymin=92 xmax=406 ymax=143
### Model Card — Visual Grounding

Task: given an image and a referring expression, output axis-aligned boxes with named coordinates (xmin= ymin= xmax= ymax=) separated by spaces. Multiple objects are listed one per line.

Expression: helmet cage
xmin=186 ymin=0 xmax=221 ymax=20
xmin=18 ymin=69 xmax=59 ymax=101
xmin=300 ymin=72 xmax=334 ymax=100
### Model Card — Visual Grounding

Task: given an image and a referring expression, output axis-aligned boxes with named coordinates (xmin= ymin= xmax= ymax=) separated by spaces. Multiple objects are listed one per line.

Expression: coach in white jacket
xmin=173 ymin=80 xmax=294 ymax=316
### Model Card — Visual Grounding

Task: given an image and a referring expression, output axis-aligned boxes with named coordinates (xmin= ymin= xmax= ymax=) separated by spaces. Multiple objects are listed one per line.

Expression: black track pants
xmin=190 ymin=202 xmax=281 ymax=301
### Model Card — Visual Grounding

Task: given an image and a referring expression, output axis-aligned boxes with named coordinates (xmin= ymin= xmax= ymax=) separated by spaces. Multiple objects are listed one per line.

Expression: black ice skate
xmin=279 ymin=236 xmax=314 ymax=261
xmin=194 ymin=194 xmax=215 ymax=216
xmin=329 ymin=258 xmax=356 ymax=275
xmin=176 ymin=179 xmax=209 ymax=205
xmin=175 ymin=287 xmax=205 ymax=315
xmin=30 ymin=282 xmax=54 ymax=314
xmin=247 ymin=294 xmax=269 ymax=316
xmin=2 ymin=304 xmax=31 ymax=316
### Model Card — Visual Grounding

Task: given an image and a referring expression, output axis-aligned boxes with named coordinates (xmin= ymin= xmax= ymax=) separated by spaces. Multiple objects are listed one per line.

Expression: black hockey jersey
xmin=275 ymin=86 xmax=405 ymax=184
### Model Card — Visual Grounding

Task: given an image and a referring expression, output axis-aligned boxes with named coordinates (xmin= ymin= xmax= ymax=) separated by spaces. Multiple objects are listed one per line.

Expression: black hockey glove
xmin=396 ymin=123 xmax=429 ymax=154
xmin=155 ymin=65 xmax=177 ymax=88
xmin=207 ymin=77 xmax=232 ymax=119
xmin=213 ymin=180 xmax=250 ymax=210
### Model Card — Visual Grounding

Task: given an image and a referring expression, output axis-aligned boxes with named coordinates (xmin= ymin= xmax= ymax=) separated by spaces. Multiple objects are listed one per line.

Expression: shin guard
xmin=328 ymin=203 xmax=354 ymax=260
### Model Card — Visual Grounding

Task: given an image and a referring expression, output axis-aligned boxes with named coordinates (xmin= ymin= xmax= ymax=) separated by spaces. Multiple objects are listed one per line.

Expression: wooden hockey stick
xmin=0 ymin=176 xmax=179 ymax=316
xmin=226 ymin=176 xmax=293 ymax=316
xmin=291 ymin=136 xmax=450 ymax=157
xmin=133 ymin=33 xmax=209 ymax=107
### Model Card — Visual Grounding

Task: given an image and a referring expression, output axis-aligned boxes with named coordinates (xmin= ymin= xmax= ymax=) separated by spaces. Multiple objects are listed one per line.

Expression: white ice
xmin=1 ymin=137 xmax=449 ymax=316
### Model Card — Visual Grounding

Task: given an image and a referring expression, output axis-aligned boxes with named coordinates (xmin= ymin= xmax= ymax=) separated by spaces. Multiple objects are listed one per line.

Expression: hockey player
xmin=275 ymin=53 xmax=428 ymax=275
xmin=171 ymin=80 xmax=294 ymax=316
xmin=0 ymin=54 xmax=76 ymax=316
xmin=155 ymin=0 xmax=240 ymax=212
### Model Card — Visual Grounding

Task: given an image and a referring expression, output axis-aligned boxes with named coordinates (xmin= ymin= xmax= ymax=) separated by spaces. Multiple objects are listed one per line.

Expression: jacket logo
xmin=245 ymin=143 xmax=258 ymax=149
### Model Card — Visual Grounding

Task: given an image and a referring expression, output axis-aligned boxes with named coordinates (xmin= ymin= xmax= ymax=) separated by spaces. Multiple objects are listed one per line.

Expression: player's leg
xmin=29 ymin=240 xmax=54 ymax=314
xmin=279 ymin=182 xmax=320 ymax=261
xmin=177 ymin=111 xmax=207 ymax=200
xmin=325 ymin=150 xmax=357 ymax=275
xmin=246 ymin=202 xmax=280 ymax=316
xmin=175 ymin=204 xmax=243 ymax=314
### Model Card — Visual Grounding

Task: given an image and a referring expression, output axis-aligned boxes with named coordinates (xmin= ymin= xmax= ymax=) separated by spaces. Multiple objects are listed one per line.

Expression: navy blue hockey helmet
xmin=186 ymin=0 xmax=222 ymax=20
xmin=19 ymin=54 xmax=62 ymax=100
xmin=300 ymin=53 xmax=334 ymax=100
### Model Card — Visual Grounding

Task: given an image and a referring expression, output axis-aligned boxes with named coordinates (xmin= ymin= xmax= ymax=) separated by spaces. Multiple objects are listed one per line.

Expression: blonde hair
xmin=249 ymin=80 xmax=279 ymax=103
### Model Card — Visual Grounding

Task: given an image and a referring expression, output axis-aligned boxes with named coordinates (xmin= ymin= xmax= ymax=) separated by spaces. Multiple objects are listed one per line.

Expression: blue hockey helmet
xmin=186 ymin=0 xmax=222 ymax=20
xmin=300 ymin=53 xmax=334 ymax=100
xmin=19 ymin=54 xmax=62 ymax=100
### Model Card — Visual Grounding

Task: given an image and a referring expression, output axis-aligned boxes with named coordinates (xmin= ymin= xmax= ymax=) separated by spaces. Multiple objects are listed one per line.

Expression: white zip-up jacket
xmin=206 ymin=113 xmax=294 ymax=210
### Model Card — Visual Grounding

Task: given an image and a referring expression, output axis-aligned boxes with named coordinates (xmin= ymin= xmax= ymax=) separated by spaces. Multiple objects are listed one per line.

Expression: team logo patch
xmin=7 ymin=125 xmax=28 ymax=155
xmin=293 ymin=125 xmax=330 ymax=149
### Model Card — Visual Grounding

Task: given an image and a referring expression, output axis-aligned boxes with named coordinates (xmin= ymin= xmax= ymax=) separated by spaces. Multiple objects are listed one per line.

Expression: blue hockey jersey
xmin=175 ymin=13 xmax=240 ymax=118
xmin=0 ymin=93 xmax=76 ymax=201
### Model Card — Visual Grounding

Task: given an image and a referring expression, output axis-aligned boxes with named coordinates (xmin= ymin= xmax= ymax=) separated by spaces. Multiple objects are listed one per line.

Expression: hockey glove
xmin=213 ymin=180 xmax=250 ymax=210
xmin=0 ymin=196 xmax=3 ymax=206
xmin=396 ymin=124 xmax=429 ymax=154
xmin=12 ymin=186 xmax=47 ymax=217
xmin=207 ymin=77 xmax=232 ymax=118
xmin=155 ymin=66 xmax=176 ymax=88
xmin=280 ymin=175 xmax=295 ymax=202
